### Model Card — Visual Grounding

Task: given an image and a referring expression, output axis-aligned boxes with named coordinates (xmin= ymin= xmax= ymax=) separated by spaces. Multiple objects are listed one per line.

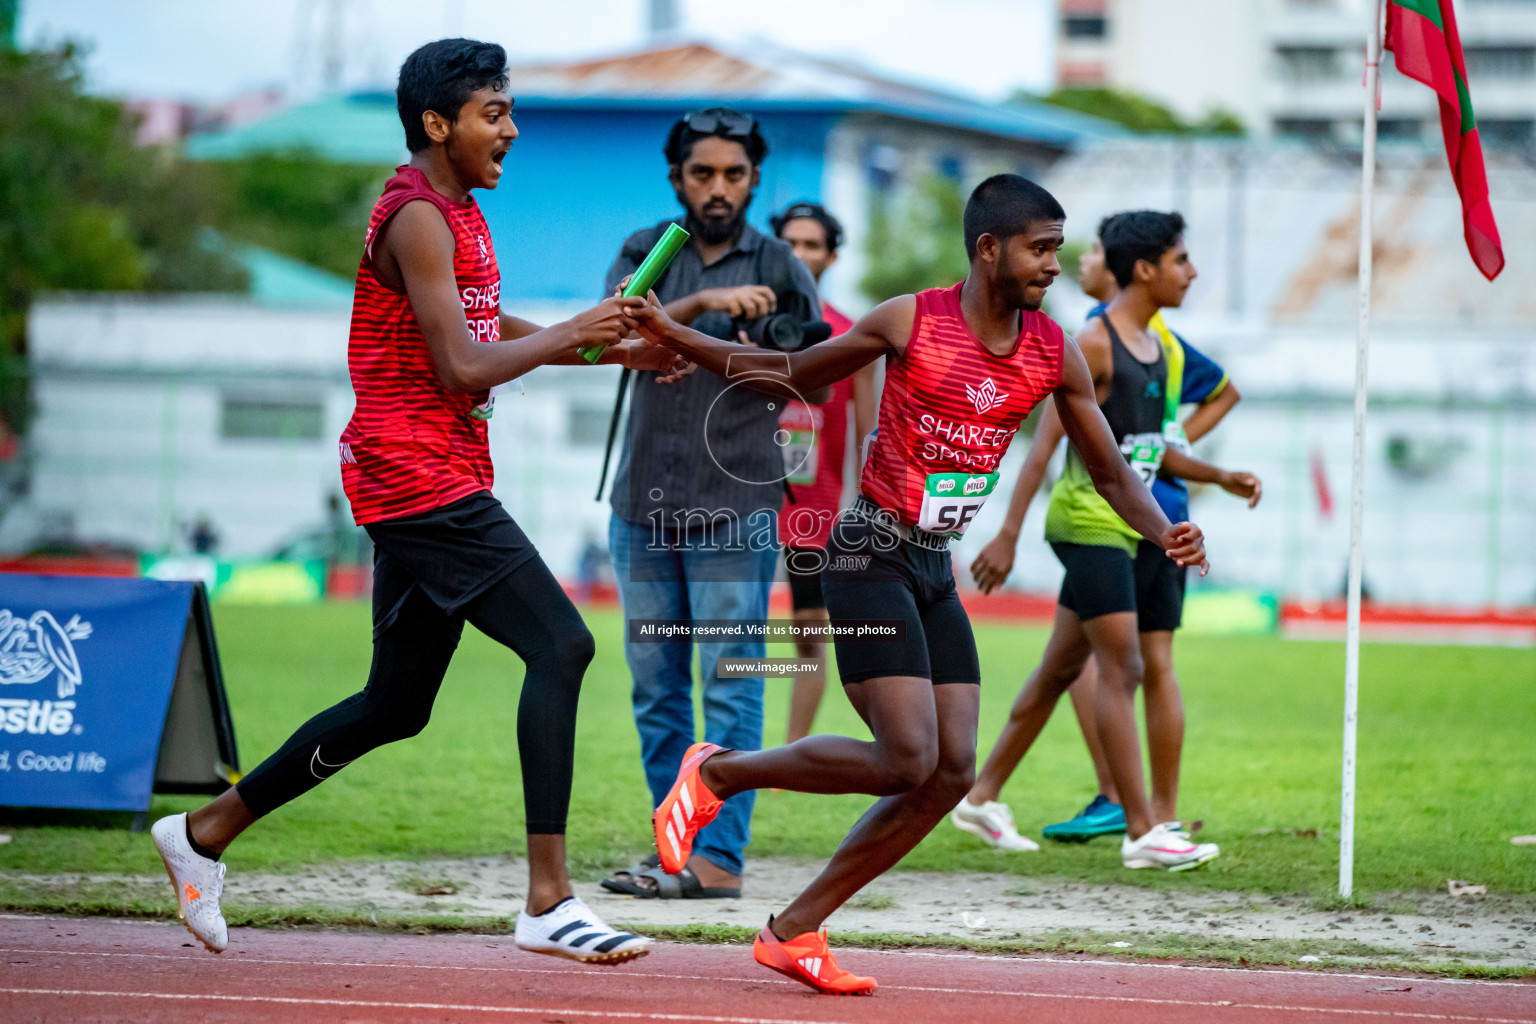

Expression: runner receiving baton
xmin=628 ymin=174 xmax=1210 ymax=995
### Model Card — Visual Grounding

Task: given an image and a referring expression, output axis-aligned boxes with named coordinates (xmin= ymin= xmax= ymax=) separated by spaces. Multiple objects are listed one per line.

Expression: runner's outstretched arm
xmin=1160 ymin=448 xmax=1263 ymax=509
xmin=1053 ymin=338 xmax=1209 ymax=574
xmin=502 ymin=308 xmax=695 ymax=381
xmin=633 ymin=293 xmax=915 ymax=398
xmin=383 ymin=200 xmax=648 ymax=391
xmin=972 ymin=397 xmax=1065 ymax=593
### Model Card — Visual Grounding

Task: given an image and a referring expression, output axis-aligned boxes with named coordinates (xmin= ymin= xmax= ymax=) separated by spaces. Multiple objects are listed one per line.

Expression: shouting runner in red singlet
xmin=150 ymin=38 xmax=688 ymax=963
xmin=631 ymin=175 xmax=1210 ymax=995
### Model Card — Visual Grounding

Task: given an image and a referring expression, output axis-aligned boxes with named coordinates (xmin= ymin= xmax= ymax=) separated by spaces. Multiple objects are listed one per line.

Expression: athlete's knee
xmin=385 ymin=701 xmax=436 ymax=744
xmin=1008 ymin=669 xmax=1073 ymax=722
xmin=351 ymin=690 xmax=435 ymax=746
xmin=930 ymin=748 xmax=976 ymax=800
xmin=1140 ymin=645 xmax=1174 ymax=686
xmin=1038 ymin=652 xmax=1089 ymax=694
xmin=1099 ymin=647 xmax=1145 ymax=692
xmin=561 ymin=623 xmax=597 ymax=674
xmin=530 ymin=618 xmax=594 ymax=686
xmin=876 ymin=736 xmax=939 ymax=793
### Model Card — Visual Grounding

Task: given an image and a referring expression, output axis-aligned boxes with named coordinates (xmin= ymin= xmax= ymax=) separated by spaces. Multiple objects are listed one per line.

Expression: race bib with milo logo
xmin=778 ymin=401 xmax=821 ymax=484
xmin=917 ymin=472 xmax=998 ymax=536
xmin=1119 ymin=431 xmax=1166 ymax=488
xmin=781 ymin=427 xmax=818 ymax=484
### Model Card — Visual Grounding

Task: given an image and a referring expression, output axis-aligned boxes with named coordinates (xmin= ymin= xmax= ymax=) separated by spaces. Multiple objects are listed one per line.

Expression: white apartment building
xmin=1055 ymin=0 xmax=1536 ymax=146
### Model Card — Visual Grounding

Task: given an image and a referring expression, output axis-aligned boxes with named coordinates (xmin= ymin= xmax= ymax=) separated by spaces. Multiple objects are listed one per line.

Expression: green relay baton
xmin=579 ymin=222 xmax=691 ymax=364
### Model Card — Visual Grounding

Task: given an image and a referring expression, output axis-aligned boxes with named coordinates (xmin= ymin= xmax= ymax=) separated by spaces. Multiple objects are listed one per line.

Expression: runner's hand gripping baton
xmin=579 ymin=222 xmax=691 ymax=363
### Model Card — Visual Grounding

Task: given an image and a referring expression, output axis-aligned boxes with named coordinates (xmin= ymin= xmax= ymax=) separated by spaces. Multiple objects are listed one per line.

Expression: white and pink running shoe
xmin=950 ymin=798 xmax=1039 ymax=852
xmin=1121 ymin=821 xmax=1219 ymax=871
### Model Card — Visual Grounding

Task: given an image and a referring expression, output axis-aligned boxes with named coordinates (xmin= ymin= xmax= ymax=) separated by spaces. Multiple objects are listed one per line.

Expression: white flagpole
xmin=1342 ymin=0 xmax=1385 ymax=901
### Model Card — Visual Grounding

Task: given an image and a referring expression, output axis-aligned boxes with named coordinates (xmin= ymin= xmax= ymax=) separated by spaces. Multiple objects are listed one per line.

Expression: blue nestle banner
xmin=0 ymin=575 xmax=194 ymax=812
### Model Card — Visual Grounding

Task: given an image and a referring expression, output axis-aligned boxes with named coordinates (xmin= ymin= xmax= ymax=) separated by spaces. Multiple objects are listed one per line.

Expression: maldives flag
xmin=1384 ymin=0 xmax=1504 ymax=280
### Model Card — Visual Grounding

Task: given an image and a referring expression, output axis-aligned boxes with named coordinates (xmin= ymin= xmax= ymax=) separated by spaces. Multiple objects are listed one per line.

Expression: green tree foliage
xmin=0 ymin=43 xmax=245 ymax=439
xmin=207 ymin=150 xmax=389 ymax=281
xmin=860 ymin=174 xmax=971 ymax=304
xmin=1025 ymin=87 xmax=1246 ymax=137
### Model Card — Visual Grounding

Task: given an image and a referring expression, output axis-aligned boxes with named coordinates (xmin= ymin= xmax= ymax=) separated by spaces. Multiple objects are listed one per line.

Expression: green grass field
xmin=2 ymin=603 xmax=1531 ymax=900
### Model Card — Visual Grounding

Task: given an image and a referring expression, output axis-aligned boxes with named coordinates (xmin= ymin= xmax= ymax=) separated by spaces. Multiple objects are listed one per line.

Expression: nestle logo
xmin=0 ymin=698 xmax=77 ymax=735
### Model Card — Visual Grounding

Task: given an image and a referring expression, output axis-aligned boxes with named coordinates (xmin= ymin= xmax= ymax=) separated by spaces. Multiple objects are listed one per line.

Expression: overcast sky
xmin=19 ymin=0 xmax=1055 ymax=104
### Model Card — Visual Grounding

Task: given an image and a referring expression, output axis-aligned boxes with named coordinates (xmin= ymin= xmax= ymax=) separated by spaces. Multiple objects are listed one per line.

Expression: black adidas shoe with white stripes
xmin=514 ymin=896 xmax=651 ymax=964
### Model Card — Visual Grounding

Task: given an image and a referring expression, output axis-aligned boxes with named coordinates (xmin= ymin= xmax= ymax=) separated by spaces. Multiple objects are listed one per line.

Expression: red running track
xmin=1 ymin=914 xmax=1532 ymax=1024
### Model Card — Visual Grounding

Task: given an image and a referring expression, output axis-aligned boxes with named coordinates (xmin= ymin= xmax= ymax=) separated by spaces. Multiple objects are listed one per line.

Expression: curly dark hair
xmin=396 ymin=38 xmax=510 ymax=153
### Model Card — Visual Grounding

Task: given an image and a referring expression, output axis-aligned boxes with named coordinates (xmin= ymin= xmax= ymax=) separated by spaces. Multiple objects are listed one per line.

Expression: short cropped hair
xmin=963 ymin=174 xmax=1066 ymax=261
xmin=397 ymin=39 xmax=510 ymax=153
xmin=771 ymin=201 xmax=844 ymax=254
xmin=1101 ymin=210 xmax=1186 ymax=287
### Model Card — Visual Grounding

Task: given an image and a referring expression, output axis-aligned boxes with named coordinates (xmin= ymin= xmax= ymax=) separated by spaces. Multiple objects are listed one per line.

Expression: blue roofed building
xmin=189 ymin=41 xmax=1119 ymax=313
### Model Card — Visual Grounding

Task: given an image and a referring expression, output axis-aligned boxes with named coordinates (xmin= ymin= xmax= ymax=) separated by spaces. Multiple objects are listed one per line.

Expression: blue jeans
xmin=608 ymin=514 xmax=776 ymax=877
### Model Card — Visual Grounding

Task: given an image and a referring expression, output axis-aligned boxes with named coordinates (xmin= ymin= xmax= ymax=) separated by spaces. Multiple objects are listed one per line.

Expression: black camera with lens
xmin=733 ymin=311 xmax=833 ymax=352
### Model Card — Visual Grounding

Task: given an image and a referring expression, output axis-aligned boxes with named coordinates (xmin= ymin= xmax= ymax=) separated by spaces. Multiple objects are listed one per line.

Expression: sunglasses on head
xmin=682 ymin=110 xmax=757 ymax=137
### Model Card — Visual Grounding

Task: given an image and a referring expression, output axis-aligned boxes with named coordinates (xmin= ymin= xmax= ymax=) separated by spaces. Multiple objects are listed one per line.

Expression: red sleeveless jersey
xmin=779 ymin=302 xmax=855 ymax=549
xmin=861 ymin=282 xmax=1063 ymax=531
xmin=339 ymin=167 xmax=502 ymax=525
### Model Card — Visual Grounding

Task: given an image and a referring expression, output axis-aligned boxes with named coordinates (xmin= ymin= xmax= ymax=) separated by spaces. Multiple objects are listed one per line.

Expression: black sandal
xmin=629 ymin=864 xmax=741 ymax=900
xmin=601 ymin=859 xmax=740 ymax=899
xmin=600 ymin=853 xmax=662 ymax=896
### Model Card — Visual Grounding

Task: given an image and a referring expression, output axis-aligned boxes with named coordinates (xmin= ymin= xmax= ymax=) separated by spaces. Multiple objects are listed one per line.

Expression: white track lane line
xmin=2 ymin=943 xmax=1529 ymax=995
xmin=0 ymin=951 xmax=1529 ymax=1019
xmin=0 ymin=915 xmax=1519 ymax=989
xmin=850 ymin=947 xmax=1533 ymax=988
xmin=0 ymin=990 xmax=856 ymax=1023
xmin=0 ymin=985 xmax=1530 ymax=1024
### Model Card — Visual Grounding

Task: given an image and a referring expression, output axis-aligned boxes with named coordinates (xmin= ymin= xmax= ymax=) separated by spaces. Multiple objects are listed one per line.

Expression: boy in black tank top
xmin=955 ymin=212 xmax=1260 ymax=871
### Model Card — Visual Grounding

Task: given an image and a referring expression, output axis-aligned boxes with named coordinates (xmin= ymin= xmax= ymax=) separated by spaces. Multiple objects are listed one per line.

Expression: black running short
xmin=783 ymin=544 xmax=826 ymax=612
xmin=1051 ymin=540 xmax=1185 ymax=633
xmin=1133 ymin=539 xmax=1186 ymax=633
xmin=366 ymin=490 xmax=539 ymax=637
xmin=820 ymin=513 xmax=980 ymax=686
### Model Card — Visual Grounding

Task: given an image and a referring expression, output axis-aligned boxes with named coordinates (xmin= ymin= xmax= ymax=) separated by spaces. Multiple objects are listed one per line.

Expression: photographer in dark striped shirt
xmin=600 ymin=109 xmax=823 ymax=902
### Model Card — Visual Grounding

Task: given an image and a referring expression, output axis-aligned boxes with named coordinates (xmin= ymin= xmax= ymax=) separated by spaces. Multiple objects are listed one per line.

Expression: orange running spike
xmin=753 ymin=921 xmax=876 ymax=996
xmin=652 ymin=742 xmax=724 ymax=874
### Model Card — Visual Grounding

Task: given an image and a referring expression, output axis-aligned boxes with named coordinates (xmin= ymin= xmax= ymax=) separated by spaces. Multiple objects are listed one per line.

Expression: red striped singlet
xmin=861 ymin=282 xmax=1064 ymax=529
xmin=339 ymin=166 xmax=502 ymax=525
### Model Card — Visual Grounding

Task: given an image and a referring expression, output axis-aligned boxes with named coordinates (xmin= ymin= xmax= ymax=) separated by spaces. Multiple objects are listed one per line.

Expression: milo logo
xmin=936 ymin=479 xmax=956 ymax=494
xmin=963 ymin=476 xmax=987 ymax=496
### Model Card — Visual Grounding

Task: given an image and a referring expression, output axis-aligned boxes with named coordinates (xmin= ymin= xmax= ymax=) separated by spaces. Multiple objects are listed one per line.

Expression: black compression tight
xmin=235 ymin=556 xmax=595 ymax=834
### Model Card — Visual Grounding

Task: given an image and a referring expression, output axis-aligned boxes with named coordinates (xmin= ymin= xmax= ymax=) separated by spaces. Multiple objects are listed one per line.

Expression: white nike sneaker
xmin=1121 ymin=821 xmax=1219 ymax=871
xmin=950 ymin=798 xmax=1040 ymax=852
xmin=151 ymin=813 xmax=228 ymax=952
xmin=514 ymin=896 xmax=651 ymax=964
